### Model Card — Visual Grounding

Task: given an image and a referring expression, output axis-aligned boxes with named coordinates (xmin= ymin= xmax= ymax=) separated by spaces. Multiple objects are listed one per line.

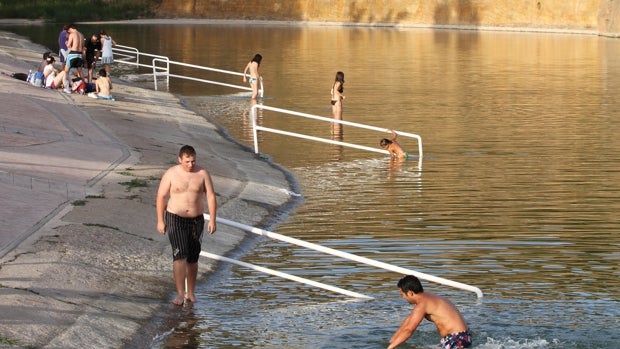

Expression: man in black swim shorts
xmin=165 ymin=211 xmax=204 ymax=264
xmin=156 ymin=145 xmax=217 ymax=306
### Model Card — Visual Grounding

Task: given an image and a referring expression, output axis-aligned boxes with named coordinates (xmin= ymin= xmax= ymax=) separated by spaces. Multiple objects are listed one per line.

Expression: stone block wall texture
xmin=157 ymin=0 xmax=620 ymax=36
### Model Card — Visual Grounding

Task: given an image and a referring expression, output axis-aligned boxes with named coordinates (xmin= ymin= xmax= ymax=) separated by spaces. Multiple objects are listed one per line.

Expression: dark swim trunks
xmin=66 ymin=51 xmax=83 ymax=68
xmin=439 ymin=329 xmax=472 ymax=349
xmin=165 ymin=211 xmax=204 ymax=263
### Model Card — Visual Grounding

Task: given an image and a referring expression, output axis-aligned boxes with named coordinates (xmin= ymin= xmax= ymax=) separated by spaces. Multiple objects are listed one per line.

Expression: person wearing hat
xmin=43 ymin=55 xmax=69 ymax=92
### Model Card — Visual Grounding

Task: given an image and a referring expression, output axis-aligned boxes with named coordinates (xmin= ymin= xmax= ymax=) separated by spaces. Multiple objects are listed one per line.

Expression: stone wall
xmin=157 ymin=0 xmax=620 ymax=36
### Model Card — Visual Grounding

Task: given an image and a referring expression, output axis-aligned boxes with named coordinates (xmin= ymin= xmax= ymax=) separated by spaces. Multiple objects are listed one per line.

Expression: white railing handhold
xmin=200 ymin=251 xmax=373 ymax=299
xmin=250 ymin=104 xmax=423 ymax=168
xmin=205 ymin=215 xmax=483 ymax=298
xmin=112 ymin=45 xmax=263 ymax=95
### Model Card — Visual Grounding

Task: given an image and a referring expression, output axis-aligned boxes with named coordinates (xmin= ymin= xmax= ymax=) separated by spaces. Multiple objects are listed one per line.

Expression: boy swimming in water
xmin=380 ymin=129 xmax=407 ymax=159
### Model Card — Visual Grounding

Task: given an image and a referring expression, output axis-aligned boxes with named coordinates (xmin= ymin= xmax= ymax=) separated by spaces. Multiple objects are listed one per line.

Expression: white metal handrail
xmin=206 ymin=215 xmax=483 ymax=298
xmin=151 ymin=58 xmax=263 ymax=96
xmin=251 ymin=104 xmax=423 ymax=167
xmin=112 ymin=44 xmax=169 ymax=70
xmin=200 ymin=251 xmax=373 ymax=299
xmin=111 ymin=45 xmax=263 ymax=95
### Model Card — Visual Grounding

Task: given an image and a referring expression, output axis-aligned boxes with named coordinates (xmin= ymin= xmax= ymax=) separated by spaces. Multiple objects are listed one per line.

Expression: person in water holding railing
xmin=380 ymin=129 xmax=408 ymax=159
xmin=243 ymin=53 xmax=262 ymax=104
xmin=388 ymin=275 xmax=472 ymax=349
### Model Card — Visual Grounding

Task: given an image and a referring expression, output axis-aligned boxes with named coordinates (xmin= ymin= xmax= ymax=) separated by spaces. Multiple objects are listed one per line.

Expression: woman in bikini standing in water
xmin=243 ymin=53 xmax=262 ymax=104
xmin=331 ymin=71 xmax=345 ymax=120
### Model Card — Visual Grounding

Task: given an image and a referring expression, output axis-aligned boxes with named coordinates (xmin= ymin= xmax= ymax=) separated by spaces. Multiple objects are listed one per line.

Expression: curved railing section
xmin=251 ymin=104 xmax=423 ymax=169
xmin=111 ymin=45 xmax=264 ymax=96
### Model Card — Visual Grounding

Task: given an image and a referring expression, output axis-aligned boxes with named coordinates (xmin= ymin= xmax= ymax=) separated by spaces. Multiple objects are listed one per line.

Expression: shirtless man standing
xmin=156 ymin=145 xmax=217 ymax=306
xmin=388 ymin=275 xmax=472 ymax=349
xmin=64 ymin=23 xmax=85 ymax=90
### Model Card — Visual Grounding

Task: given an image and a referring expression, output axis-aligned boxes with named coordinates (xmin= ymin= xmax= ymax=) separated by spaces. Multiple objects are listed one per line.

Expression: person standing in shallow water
xmin=243 ymin=53 xmax=262 ymax=104
xmin=331 ymin=71 xmax=345 ymax=120
xmin=388 ymin=275 xmax=472 ymax=349
xmin=156 ymin=145 xmax=217 ymax=306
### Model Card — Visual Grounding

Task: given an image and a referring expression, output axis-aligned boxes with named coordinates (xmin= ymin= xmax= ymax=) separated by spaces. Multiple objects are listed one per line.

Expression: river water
xmin=3 ymin=22 xmax=619 ymax=348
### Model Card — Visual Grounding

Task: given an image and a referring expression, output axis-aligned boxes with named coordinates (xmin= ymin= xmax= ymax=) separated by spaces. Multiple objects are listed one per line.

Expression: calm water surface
xmin=4 ymin=23 xmax=619 ymax=348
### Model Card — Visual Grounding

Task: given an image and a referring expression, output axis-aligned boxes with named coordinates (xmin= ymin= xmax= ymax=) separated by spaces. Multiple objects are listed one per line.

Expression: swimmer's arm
xmin=388 ymin=129 xmax=398 ymax=142
xmin=388 ymin=306 xmax=424 ymax=349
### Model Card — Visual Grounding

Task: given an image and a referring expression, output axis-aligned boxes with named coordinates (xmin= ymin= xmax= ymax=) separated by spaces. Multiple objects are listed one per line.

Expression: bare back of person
xmin=247 ymin=61 xmax=259 ymax=78
xmin=388 ymin=275 xmax=471 ymax=349
xmin=419 ymin=293 xmax=469 ymax=337
xmin=67 ymin=29 xmax=83 ymax=53
xmin=95 ymin=76 xmax=112 ymax=97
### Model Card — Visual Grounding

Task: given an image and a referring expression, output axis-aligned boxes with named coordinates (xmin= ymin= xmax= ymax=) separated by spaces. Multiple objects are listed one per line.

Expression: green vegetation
xmin=0 ymin=336 xmax=18 ymax=345
xmin=119 ymin=178 xmax=148 ymax=189
xmin=0 ymin=0 xmax=160 ymax=22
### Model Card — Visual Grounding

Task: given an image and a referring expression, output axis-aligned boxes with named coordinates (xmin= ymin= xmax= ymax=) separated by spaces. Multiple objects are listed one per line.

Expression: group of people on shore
xmin=33 ymin=24 xmax=116 ymax=100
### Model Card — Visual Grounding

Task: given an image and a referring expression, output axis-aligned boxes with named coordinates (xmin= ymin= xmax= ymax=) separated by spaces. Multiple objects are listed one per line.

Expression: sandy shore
xmin=0 ymin=30 xmax=298 ymax=348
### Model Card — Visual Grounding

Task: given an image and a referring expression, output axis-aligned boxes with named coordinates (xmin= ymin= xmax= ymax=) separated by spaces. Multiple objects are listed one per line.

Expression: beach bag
xmin=12 ymin=72 xmax=28 ymax=81
xmin=27 ymin=71 xmax=45 ymax=87
xmin=85 ymin=82 xmax=96 ymax=93
xmin=72 ymin=80 xmax=86 ymax=95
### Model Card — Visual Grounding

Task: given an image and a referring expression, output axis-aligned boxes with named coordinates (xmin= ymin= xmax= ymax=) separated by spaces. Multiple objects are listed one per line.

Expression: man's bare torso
xmin=166 ymin=165 xmax=206 ymax=218
xmin=67 ymin=30 xmax=84 ymax=52
xmin=420 ymin=293 xmax=468 ymax=337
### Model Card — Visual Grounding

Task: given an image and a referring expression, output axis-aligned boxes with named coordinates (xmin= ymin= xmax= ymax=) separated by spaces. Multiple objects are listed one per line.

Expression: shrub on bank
xmin=0 ymin=0 xmax=160 ymax=22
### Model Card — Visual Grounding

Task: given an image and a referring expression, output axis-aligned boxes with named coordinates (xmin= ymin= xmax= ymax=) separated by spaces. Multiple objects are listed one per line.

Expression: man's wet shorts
xmin=165 ymin=211 xmax=204 ymax=263
xmin=439 ymin=329 xmax=472 ymax=349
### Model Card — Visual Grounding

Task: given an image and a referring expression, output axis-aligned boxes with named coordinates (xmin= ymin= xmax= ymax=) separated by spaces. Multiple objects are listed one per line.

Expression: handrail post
xmin=251 ymin=104 xmax=259 ymax=153
xmin=152 ymin=58 xmax=158 ymax=90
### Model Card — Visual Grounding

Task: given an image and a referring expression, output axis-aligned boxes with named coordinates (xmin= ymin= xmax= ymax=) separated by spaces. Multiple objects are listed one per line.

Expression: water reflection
xmin=4 ymin=23 xmax=620 ymax=348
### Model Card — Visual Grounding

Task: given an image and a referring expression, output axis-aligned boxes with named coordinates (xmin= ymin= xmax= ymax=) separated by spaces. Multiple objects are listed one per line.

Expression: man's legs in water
xmin=172 ymin=259 xmax=199 ymax=305
xmin=185 ymin=262 xmax=198 ymax=302
xmin=172 ymin=259 xmax=187 ymax=305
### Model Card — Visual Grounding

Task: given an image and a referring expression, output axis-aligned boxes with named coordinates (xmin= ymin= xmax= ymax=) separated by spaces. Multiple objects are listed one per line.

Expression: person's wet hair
xmin=380 ymin=138 xmax=392 ymax=147
xmin=252 ymin=54 xmax=262 ymax=65
xmin=397 ymin=275 xmax=424 ymax=294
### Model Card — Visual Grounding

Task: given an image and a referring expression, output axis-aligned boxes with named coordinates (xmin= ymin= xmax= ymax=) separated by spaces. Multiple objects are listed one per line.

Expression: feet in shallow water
xmin=172 ymin=296 xmax=184 ymax=306
xmin=185 ymin=294 xmax=197 ymax=303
